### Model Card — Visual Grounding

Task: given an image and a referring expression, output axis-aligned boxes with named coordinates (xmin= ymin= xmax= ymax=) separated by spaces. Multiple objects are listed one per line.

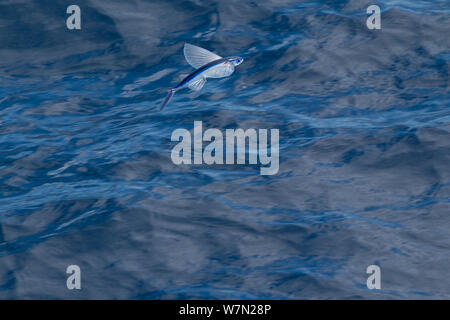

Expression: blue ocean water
xmin=0 ymin=0 xmax=449 ymax=299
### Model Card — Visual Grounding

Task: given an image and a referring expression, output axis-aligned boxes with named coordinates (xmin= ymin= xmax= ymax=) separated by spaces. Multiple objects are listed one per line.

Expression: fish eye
xmin=232 ymin=58 xmax=243 ymax=65
xmin=228 ymin=57 xmax=243 ymax=66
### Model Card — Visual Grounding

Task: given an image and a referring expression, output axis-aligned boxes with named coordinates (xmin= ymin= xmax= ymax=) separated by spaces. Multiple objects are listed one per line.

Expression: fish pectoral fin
xmin=188 ymin=77 xmax=207 ymax=91
xmin=184 ymin=43 xmax=222 ymax=69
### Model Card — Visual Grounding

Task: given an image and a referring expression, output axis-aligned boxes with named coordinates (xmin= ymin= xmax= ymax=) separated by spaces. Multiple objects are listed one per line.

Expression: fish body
xmin=175 ymin=58 xmax=233 ymax=90
xmin=160 ymin=43 xmax=243 ymax=110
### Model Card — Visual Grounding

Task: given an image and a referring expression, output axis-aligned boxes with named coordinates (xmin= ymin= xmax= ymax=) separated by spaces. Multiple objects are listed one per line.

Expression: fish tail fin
xmin=160 ymin=88 xmax=175 ymax=111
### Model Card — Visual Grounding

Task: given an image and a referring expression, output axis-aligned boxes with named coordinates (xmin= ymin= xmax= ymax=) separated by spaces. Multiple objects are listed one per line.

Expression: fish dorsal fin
xmin=184 ymin=43 xmax=222 ymax=69
xmin=188 ymin=77 xmax=207 ymax=91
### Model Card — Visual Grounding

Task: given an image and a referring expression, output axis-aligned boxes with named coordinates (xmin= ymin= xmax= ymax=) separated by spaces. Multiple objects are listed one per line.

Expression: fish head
xmin=228 ymin=56 xmax=244 ymax=66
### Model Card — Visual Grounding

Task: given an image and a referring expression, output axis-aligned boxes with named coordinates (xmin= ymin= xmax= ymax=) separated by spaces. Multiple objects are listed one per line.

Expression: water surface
xmin=0 ymin=0 xmax=449 ymax=299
